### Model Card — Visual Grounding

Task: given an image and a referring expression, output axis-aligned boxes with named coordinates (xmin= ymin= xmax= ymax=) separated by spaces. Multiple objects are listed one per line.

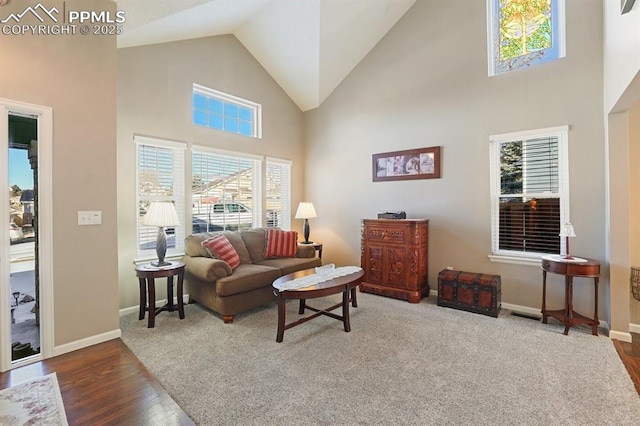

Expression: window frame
xmin=265 ymin=158 xmax=292 ymax=230
xmin=135 ymin=136 xmax=186 ymax=262
xmin=489 ymin=125 xmax=570 ymax=265
xmin=486 ymin=0 xmax=566 ymax=76
xmin=192 ymin=83 xmax=262 ymax=139
xmin=191 ymin=145 xmax=263 ymax=231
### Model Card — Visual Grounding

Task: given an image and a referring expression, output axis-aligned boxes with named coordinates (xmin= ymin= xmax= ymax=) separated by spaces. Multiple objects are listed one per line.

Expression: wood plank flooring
xmin=0 ymin=339 xmax=194 ymax=425
xmin=1 ymin=334 xmax=639 ymax=425
xmin=613 ymin=332 xmax=640 ymax=395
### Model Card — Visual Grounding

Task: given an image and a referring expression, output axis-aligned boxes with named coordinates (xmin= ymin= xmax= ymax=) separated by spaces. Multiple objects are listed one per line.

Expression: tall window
xmin=489 ymin=126 xmax=569 ymax=260
xmin=487 ymin=0 xmax=566 ymax=76
xmin=135 ymin=137 xmax=186 ymax=259
xmin=192 ymin=84 xmax=262 ymax=138
xmin=266 ymin=159 xmax=292 ymax=229
xmin=191 ymin=148 xmax=262 ymax=232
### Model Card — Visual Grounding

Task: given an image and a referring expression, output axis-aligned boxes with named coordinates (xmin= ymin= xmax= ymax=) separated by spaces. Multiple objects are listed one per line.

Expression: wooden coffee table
xmin=272 ymin=268 xmax=364 ymax=342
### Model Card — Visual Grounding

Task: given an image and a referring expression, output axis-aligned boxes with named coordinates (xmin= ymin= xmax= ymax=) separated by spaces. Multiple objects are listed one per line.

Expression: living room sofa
xmin=182 ymin=228 xmax=322 ymax=323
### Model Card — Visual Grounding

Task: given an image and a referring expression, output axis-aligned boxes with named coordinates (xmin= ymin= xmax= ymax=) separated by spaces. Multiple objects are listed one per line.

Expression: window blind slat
xmin=136 ymin=142 xmax=185 ymax=258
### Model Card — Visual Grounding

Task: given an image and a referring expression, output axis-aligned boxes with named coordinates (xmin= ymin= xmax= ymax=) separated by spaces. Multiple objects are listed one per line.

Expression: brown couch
xmin=182 ymin=228 xmax=321 ymax=323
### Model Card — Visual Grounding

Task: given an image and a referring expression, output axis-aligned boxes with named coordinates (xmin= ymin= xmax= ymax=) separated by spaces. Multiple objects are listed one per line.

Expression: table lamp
xmin=295 ymin=202 xmax=317 ymax=244
xmin=143 ymin=202 xmax=180 ymax=266
xmin=559 ymin=222 xmax=576 ymax=260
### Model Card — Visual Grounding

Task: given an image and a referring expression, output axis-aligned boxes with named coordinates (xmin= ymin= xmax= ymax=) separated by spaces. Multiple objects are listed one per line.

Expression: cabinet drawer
xmin=364 ymin=226 xmax=408 ymax=244
xmin=542 ymin=259 xmax=566 ymax=274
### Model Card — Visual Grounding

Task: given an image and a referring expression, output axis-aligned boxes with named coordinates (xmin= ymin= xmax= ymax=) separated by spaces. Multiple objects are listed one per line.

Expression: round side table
xmin=135 ymin=261 xmax=186 ymax=328
xmin=541 ymin=256 xmax=600 ymax=336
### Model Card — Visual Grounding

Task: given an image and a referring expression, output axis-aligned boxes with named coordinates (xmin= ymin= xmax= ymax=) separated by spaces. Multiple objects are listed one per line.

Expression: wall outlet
xmin=446 ymin=266 xmax=453 ymax=270
xmin=78 ymin=211 xmax=102 ymax=225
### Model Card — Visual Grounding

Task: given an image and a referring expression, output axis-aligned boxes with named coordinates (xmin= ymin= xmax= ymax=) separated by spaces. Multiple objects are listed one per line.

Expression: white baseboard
xmin=52 ymin=329 xmax=121 ymax=357
xmin=119 ymin=294 xmax=190 ymax=317
xmin=609 ymin=330 xmax=633 ymax=343
xmin=629 ymin=323 xmax=640 ymax=334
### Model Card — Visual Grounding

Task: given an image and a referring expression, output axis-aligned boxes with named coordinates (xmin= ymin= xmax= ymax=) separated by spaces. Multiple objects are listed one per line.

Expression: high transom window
xmin=487 ymin=0 xmax=566 ymax=76
xmin=192 ymin=84 xmax=262 ymax=138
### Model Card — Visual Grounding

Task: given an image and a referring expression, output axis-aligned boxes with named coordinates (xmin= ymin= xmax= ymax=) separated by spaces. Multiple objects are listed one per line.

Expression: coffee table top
xmin=273 ymin=267 xmax=363 ymax=293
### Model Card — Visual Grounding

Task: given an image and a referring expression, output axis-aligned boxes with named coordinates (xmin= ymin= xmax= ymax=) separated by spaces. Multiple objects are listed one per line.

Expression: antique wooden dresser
xmin=360 ymin=219 xmax=429 ymax=303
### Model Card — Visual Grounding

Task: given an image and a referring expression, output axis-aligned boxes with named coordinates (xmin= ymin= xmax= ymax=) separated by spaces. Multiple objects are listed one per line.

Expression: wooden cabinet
xmin=360 ymin=219 xmax=429 ymax=303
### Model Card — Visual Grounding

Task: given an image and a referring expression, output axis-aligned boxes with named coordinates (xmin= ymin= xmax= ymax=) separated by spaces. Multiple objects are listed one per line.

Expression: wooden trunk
xmin=437 ymin=270 xmax=501 ymax=317
xmin=360 ymin=219 xmax=429 ymax=303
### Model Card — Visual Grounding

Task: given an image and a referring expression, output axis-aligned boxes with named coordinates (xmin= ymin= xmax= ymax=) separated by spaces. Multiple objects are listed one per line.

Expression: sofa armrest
xmin=182 ymin=255 xmax=232 ymax=282
xmin=296 ymin=244 xmax=316 ymax=258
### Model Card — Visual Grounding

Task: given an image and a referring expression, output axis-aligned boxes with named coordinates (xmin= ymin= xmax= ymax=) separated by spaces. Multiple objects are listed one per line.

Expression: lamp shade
xmin=143 ymin=202 xmax=180 ymax=227
xmin=295 ymin=202 xmax=317 ymax=219
xmin=559 ymin=222 xmax=576 ymax=237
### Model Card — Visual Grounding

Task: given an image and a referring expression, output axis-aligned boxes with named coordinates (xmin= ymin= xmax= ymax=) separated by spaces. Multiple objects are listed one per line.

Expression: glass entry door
xmin=8 ymin=114 xmax=39 ymax=363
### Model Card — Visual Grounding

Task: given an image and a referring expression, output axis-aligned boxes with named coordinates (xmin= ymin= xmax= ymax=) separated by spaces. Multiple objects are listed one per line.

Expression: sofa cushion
xmin=185 ymin=232 xmax=217 ymax=258
xmin=185 ymin=231 xmax=252 ymax=264
xmin=202 ymin=235 xmax=241 ymax=270
xmin=264 ymin=228 xmax=298 ymax=258
xmin=258 ymin=257 xmax=322 ymax=276
xmin=216 ymin=264 xmax=281 ymax=297
xmin=240 ymin=228 xmax=268 ymax=264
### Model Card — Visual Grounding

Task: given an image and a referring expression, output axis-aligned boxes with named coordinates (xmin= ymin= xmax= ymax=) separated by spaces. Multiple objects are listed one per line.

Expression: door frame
xmin=0 ymin=98 xmax=53 ymax=372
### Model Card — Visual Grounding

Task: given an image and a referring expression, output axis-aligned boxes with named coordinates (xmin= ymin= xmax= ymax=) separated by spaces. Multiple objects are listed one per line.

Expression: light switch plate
xmin=78 ymin=211 xmax=102 ymax=225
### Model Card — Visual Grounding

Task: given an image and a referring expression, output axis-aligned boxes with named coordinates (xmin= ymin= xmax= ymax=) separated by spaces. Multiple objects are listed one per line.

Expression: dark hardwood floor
xmin=1 ymin=333 xmax=639 ymax=425
xmin=613 ymin=332 xmax=640 ymax=395
xmin=0 ymin=339 xmax=194 ymax=425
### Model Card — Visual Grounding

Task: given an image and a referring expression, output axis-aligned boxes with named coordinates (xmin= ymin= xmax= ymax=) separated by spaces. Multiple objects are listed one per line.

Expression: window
xmin=191 ymin=148 xmax=262 ymax=232
xmin=135 ymin=142 xmax=291 ymax=260
xmin=192 ymin=84 xmax=262 ymax=138
xmin=487 ymin=0 xmax=566 ymax=76
xmin=135 ymin=136 xmax=186 ymax=259
xmin=489 ymin=126 xmax=569 ymax=262
xmin=266 ymin=159 xmax=292 ymax=229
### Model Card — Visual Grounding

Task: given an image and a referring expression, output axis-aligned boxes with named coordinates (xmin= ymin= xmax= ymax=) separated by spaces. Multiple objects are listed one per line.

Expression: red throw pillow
xmin=201 ymin=235 xmax=241 ymax=270
xmin=264 ymin=229 xmax=298 ymax=258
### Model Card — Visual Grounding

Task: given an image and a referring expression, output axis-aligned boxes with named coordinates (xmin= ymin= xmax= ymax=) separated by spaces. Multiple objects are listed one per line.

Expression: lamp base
xmin=300 ymin=241 xmax=314 ymax=245
xmin=151 ymin=260 xmax=172 ymax=267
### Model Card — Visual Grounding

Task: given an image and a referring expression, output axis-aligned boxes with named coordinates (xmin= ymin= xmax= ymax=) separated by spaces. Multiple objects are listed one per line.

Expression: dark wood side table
xmin=541 ymin=256 xmax=600 ymax=336
xmin=300 ymin=242 xmax=323 ymax=259
xmin=135 ymin=261 xmax=186 ymax=328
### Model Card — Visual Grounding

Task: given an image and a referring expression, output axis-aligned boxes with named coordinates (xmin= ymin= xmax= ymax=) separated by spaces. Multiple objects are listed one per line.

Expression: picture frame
xmin=372 ymin=146 xmax=441 ymax=182
xmin=622 ymin=0 xmax=636 ymax=14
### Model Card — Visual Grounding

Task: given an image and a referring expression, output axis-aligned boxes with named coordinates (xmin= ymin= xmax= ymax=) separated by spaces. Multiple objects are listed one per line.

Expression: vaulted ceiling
xmin=116 ymin=0 xmax=416 ymax=111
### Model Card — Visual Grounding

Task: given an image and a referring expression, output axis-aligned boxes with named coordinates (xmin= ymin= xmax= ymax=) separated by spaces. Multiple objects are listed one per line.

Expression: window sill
xmin=134 ymin=252 xmax=185 ymax=266
xmin=488 ymin=254 xmax=541 ymax=267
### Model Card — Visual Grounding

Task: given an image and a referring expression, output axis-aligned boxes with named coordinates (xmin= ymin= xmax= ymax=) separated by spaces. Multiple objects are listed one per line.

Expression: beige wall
xmin=629 ymin=101 xmax=640 ymax=323
xmin=304 ymin=1 xmax=606 ymax=316
xmin=604 ymin=0 xmax=640 ymax=338
xmin=0 ymin=0 xmax=119 ymax=346
xmin=604 ymin=1 xmax=640 ymax=114
xmin=117 ymin=35 xmax=305 ymax=309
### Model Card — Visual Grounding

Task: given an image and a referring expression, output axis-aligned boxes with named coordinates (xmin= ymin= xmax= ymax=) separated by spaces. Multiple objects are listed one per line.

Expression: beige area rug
xmin=121 ymin=293 xmax=640 ymax=425
xmin=0 ymin=373 xmax=68 ymax=426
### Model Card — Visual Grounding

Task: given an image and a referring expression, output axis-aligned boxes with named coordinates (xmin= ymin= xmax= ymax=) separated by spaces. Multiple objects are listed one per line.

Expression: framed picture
xmin=372 ymin=146 xmax=441 ymax=182
xmin=622 ymin=0 xmax=636 ymax=14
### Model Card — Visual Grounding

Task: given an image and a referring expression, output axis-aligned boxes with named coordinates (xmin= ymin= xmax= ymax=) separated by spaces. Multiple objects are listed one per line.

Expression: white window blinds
xmin=266 ymin=159 xmax=292 ymax=230
xmin=135 ymin=137 xmax=186 ymax=259
xmin=191 ymin=148 xmax=262 ymax=231
xmin=490 ymin=126 xmax=569 ymax=258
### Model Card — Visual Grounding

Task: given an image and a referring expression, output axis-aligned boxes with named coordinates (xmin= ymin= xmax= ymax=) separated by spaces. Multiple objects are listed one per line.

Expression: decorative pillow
xmin=201 ymin=235 xmax=241 ymax=270
xmin=264 ymin=229 xmax=298 ymax=258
